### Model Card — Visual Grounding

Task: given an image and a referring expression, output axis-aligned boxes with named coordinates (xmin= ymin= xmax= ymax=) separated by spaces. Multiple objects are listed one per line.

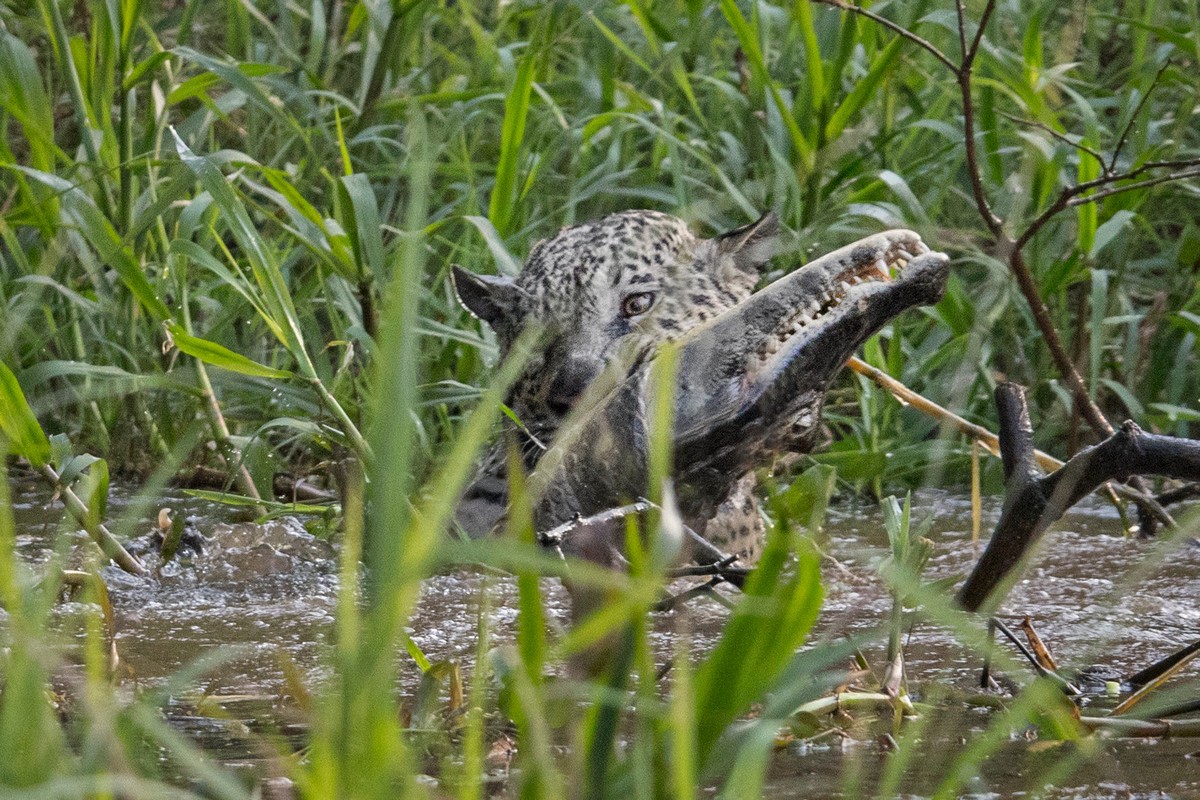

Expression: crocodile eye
xmin=621 ymin=291 xmax=656 ymax=318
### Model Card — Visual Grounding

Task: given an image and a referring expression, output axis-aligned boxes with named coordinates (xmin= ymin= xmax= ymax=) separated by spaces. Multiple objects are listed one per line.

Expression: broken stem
xmin=39 ymin=464 xmax=145 ymax=576
xmin=846 ymin=357 xmax=1174 ymax=526
xmin=195 ymin=358 xmax=268 ymax=516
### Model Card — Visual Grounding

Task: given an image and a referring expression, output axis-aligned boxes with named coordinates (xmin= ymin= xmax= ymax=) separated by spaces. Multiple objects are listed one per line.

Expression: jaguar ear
xmin=451 ymin=265 xmax=526 ymax=326
xmin=716 ymin=212 xmax=778 ymax=274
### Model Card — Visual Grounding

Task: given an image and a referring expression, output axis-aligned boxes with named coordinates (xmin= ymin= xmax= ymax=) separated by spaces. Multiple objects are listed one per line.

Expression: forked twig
xmin=811 ymin=0 xmax=957 ymax=71
xmin=816 ymin=0 xmax=1199 ymax=533
xmin=957 ymin=384 xmax=1200 ymax=613
xmin=846 ymin=357 xmax=1176 ymax=527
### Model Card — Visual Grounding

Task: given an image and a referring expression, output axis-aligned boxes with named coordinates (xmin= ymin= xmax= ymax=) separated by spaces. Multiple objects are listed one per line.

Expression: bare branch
xmin=953 ymin=0 xmax=1003 ymax=234
xmin=957 ymin=383 xmax=1200 ymax=613
xmin=954 ymin=0 xmax=969 ymax=59
xmin=998 ymin=111 xmax=1106 ymax=169
xmin=1067 ymin=167 xmax=1200 ymax=207
xmin=810 ymin=0 xmax=958 ymax=72
xmin=1110 ymin=60 xmax=1172 ymax=172
xmin=965 ymin=0 xmax=997 ymax=66
xmin=1015 ymin=158 xmax=1200 ymax=251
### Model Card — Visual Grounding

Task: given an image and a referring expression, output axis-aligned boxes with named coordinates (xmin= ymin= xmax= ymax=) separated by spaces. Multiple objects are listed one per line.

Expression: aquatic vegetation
xmin=1 ymin=0 xmax=1199 ymax=798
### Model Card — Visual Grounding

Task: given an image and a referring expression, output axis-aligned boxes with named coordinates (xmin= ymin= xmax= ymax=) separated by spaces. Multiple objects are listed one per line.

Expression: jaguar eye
xmin=621 ymin=291 xmax=655 ymax=318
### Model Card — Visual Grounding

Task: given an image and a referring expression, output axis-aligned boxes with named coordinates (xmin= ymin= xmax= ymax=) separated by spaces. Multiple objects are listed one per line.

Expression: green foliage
xmin=1 ymin=0 xmax=1198 ymax=797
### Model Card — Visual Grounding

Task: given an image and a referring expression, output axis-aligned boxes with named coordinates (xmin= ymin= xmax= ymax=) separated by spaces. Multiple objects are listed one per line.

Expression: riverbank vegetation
xmin=1 ymin=0 xmax=1198 ymax=797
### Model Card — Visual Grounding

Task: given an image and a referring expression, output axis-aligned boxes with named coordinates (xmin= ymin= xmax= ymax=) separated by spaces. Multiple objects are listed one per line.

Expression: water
xmin=5 ymin=478 xmax=1199 ymax=798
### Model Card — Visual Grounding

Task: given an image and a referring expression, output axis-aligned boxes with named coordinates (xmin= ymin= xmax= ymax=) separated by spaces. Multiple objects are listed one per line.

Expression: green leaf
xmin=338 ymin=173 xmax=386 ymax=281
xmin=693 ymin=534 xmax=823 ymax=768
xmin=719 ymin=0 xmax=814 ymax=167
xmin=165 ymin=321 xmax=294 ymax=379
xmin=57 ymin=453 xmax=101 ymax=487
xmin=0 ymin=29 xmax=57 ymax=177
xmin=825 ymin=37 xmax=904 ymax=142
xmin=774 ymin=463 xmax=837 ymax=533
xmin=488 ymin=35 xmax=540 ymax=237
xmin=0 ymin=360 xmax=51 ymax=467
xmin=463 ymin=215 xmax=521 ymax=276
xmin=170 ymin=129 xmax=314 ymax=374
xmin=77 ymin=458 xmax=110 ymax=530
xmin=1090 ymin=210 xmax=1136 ymax=258
xmin=123 ymin=51 xmax=171 ymax=90
xmin=182 ymin=489 xmax=329 ymax=515
xmin=16 ymin=167 xmax=170 ymax=319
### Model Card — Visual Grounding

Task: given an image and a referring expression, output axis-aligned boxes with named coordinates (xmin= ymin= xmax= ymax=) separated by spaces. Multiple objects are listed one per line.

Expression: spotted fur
xmin=453 ymin=209 xmax=779 ymax=557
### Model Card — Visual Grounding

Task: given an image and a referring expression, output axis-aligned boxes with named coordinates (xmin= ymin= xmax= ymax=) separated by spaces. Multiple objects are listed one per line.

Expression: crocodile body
xmin=453 ymin=211 xmax=950 ymax=565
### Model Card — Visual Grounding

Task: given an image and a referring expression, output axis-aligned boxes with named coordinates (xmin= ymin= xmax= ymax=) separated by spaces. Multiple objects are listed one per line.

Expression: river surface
xmin=5 ymin=477 xmax=1199 ymax=798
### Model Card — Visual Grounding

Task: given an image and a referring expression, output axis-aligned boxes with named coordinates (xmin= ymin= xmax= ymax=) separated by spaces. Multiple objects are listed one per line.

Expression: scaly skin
xmin=453 ymin=213 xmax=950 ymax=566
xmin=454 ymin=211 xmax=779 ymax=557
xmin=532 ymin=229 xmax=951 ymax=568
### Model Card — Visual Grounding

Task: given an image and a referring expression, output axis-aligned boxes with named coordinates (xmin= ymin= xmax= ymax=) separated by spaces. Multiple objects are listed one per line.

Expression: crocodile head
xmin=533 ymin=230 xmax=951 ymax=558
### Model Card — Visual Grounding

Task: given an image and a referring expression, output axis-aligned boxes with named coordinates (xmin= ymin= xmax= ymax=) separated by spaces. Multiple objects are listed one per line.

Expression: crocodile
xmin=452 ymin=211 xmax=950 ymax=568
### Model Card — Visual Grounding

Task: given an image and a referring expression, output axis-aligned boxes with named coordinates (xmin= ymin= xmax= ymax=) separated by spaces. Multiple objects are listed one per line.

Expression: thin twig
xmin=955 ymin=5 xmax=1002 ymax=234
xmin=1066 ymin=167 xmax=1200 ymax=207
xmin=997 ymin=111 xmax=1106 ymax=168
xmin=989 ymin=617 xmax=1080 ymax=694
xmin=953 ymin=0 xmax=968 ymax=58
xmin=1110 ymin=60 xmax=1171 ymax=172
xmin=965 ymin=0 xmax=997 ymax=65
xmin=810 ymin=0 xmax=957 ymax=71
xmin=537 ymin=501 xmax=652 ymax=547
xmin=653 ymin=577 xmax=725 ymax=612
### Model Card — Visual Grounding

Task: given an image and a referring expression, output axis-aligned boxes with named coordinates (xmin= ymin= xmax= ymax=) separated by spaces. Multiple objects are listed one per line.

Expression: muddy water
xmin=6 ymin=478 xmax=1199 ymax=798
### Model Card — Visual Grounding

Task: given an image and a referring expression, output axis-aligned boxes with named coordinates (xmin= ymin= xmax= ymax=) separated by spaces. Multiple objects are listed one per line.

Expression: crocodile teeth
xmin=874 ymin=259 xmax=890 ymax=279
xmin=809 ymin=300 xmax=821 ymax=313
xmin=839 ymin=281 xmax=852 ymax=293
xmin=897 ymin=248 xmax=914 ymax=262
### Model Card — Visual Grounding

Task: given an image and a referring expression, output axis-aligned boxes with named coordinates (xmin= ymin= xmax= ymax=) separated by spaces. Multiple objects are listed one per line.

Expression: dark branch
xmin=1066 ymin=167 xmax=1200 ymax=207
xmin=957 ymin=383 xmax=1200 ymax=613
xmin=998 ymin=111 xmax=1106 ymax=169
xmin=810 ymin=0 xmax=958 ymax=72
xmin=1110 ymin=60 xmax=1171 ymax=172
xmin=965 ymin=0 xmax=996 ymax=66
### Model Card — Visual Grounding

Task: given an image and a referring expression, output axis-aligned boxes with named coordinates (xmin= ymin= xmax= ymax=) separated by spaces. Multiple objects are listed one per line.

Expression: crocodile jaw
xmin=673 ymin=231 xmax=950 ymax=478
xmin=530 ymin=230 xmax=950 ymax=539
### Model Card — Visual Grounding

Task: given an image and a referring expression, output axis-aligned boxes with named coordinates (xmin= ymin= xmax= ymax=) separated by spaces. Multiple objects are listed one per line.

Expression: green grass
xmin=1 ymin=0 xmax=1199 ymax=797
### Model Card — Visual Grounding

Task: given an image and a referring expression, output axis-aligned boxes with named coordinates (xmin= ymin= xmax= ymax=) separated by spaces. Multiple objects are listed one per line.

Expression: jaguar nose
xmin=546 ymin=358 xmax=598 ymax=415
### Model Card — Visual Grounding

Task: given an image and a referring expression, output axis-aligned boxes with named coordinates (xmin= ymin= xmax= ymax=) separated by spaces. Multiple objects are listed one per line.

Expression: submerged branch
xmin=957 ymin=384 xmax=1200 ymax=613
